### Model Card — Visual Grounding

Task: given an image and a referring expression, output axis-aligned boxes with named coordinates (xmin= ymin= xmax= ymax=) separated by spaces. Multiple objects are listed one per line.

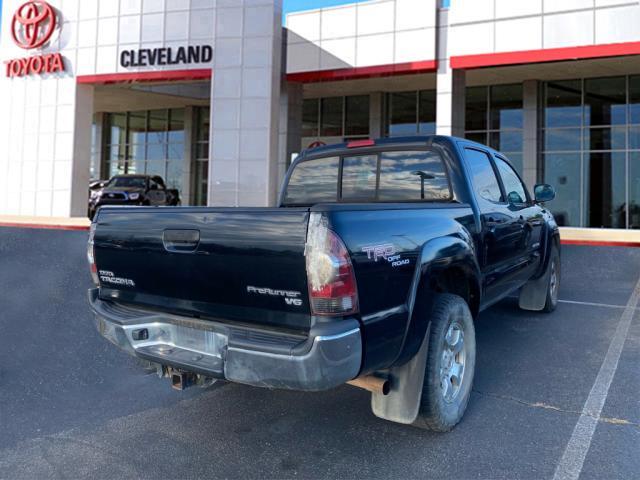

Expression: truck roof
xmin=298 ymin=135 xmax=513 ymax=167
xmin=301 ymin=135 xmax=493 ymax=156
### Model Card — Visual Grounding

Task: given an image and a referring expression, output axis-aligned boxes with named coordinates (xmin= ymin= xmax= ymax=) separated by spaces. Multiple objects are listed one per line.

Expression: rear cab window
xmin=379 ymin=151 xmax=450 ymax=201
xmin=283 ymin=149 xmax=452 ymax=206
xmin=283 ymin=156 xmax=340 ymax=205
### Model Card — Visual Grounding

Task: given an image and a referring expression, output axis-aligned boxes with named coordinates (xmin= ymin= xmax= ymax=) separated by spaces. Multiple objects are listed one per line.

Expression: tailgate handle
xmin=163 ymin=229 xmax=200 ymax=253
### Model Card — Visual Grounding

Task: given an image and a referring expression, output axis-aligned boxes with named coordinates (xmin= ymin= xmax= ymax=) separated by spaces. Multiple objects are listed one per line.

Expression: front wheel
xmin=413 ymin=294 xmax=476 ymax=432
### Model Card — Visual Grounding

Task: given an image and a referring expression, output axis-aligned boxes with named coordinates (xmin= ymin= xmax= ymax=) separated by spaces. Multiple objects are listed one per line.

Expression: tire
xmin=413 ymin=294 xmax=476 ymax=432
xmin=542 ymin=245 xmax=560 ymax=313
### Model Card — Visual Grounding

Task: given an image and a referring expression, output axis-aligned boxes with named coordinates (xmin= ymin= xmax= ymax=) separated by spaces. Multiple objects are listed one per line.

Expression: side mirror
xmin=534 ymin=184 xmax=556 ymax=203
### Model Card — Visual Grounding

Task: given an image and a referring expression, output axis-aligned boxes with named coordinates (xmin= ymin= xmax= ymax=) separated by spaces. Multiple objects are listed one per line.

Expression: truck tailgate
xmin=93 ymin=207 xmax=311 ymax=331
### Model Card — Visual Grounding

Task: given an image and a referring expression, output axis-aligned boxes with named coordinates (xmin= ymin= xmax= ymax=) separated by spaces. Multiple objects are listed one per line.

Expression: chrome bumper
xmin=88 ymin=289 xmax=362 ymax=391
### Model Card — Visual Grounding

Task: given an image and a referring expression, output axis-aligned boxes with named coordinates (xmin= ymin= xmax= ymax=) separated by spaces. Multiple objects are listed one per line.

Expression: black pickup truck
xmin=88 ymin=136 xmax=559 ymax=431
xmin=88 ymin=174 xmax=180 ymax=220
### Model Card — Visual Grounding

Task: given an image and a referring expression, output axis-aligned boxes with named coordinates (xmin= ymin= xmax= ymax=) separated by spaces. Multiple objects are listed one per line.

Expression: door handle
xmin=163 ymin=229 xmax=200 ymax=253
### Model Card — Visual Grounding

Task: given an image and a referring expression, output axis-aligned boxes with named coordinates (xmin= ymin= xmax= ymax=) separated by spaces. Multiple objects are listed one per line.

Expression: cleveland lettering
xmin=120 ymin=45 xmax=213 ymax=68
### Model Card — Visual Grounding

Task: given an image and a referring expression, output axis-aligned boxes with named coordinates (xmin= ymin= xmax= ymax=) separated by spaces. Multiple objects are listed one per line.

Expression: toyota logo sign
xmin=4 ymin=0 xmax=66 ymax=78
xmin=11 ymin=1 xmax=57 ymax=50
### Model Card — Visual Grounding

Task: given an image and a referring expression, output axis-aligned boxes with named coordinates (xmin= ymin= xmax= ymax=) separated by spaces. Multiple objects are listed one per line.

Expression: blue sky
xmin=283 ymin=0 xmax=368 ymax=15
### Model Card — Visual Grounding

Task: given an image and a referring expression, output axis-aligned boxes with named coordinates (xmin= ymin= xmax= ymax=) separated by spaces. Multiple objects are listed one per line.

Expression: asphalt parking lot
xmin=0 ymin=227 xmax=638 ymax=479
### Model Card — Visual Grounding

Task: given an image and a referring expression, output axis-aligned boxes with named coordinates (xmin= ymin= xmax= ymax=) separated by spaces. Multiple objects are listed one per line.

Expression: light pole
xmin=411 ymin=171 xmax=435 ymax=200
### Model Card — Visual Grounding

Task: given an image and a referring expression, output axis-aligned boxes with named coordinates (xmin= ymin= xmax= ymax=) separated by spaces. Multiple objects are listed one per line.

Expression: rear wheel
xmin=413 ymin=294 xmax=476 ymax=432
xmin=542 ymin=246 xmax=560 ymax=313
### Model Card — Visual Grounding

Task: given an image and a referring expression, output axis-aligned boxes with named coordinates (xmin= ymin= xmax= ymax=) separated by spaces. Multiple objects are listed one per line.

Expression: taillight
xmin=305 ymin=213 xmax=358 ymax=316
xmin=87 ymin=223 xmax=99 ymax=286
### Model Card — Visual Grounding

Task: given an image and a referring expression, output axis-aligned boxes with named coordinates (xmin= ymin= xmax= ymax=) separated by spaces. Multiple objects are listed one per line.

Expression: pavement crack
xmin=473 ymin=389 xmax=640 ymax=430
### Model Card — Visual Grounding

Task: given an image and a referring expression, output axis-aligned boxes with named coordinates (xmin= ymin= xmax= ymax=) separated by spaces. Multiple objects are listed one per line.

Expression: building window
xmin=465 ymin=84 xmax=523 ymax=173
xmin=103 ymin=109 xmax=186 ymax=199
xmin=385 ymin=90 xmax=436 ymax=136
xmin=302 ymin=95 xmax=370 ymax=141
xmin=193 ymin=107 xmax=210 ymax=207
xmin=302 ymin=99 xmax=319 ymax=137
xmin=321 ymin=97 xmax=343 ymax=137
xmin=90 ymin=115 xmax=101 ymax=180
xmin=345 ymin=95 xmax=370 ymax=136
xmin=542 ymin=76 xmax=640 ymax=229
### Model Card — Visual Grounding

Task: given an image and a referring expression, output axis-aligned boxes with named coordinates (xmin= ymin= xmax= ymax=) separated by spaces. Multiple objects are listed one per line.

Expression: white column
xmin=435 ymin=8 xmax=465 ymax=137
xmin=209 ymin=0 xmax=284 ymax=207
xmin=70 ymin=84 xmax=94 ymax=217
xmin=277 ymin=81 xmax=303 ymax=198
xmin=522 ymin=80 xmax=539 ymax=190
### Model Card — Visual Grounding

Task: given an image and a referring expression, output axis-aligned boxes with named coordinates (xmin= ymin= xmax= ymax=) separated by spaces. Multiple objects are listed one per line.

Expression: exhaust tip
xmin=347 ymin=375 xmax=390 ymax=396
xmin=381 ymin=379 xmax=391 ymax=396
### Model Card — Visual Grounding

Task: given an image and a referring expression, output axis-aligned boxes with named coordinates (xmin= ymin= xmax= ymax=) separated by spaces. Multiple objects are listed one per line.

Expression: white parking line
xmin=553 ymin=275 xmax=640 ymax=480
xmin=507 ymin=297 xmax=636 ymax=310
xmin=558 ymin=299 xmax=628 ymax=310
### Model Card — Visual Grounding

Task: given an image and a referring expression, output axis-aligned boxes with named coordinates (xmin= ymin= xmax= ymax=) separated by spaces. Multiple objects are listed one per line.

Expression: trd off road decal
xmin=362 ymin=244 xmax=396 ymax=262
xmin=362 ymin=244 xmax=410 ymax=268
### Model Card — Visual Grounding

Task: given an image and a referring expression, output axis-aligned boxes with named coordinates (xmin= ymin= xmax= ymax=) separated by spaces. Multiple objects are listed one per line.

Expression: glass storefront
xmin=103 ymin=109 xmax=185 ymax=192
xmin=542 ymin=76 xmax=640 ymax=229
xmin=97 ymin=107 xmax=211 ymax=206
xmin=87 ymin=78 xmax=638 ymax=227
xmin=465 ymin=84 xmax=523 ymax=173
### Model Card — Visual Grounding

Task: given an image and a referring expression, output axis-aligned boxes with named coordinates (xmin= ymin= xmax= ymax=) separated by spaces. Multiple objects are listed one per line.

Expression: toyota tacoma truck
xmin=88 ymin=136 xmax=559 ymax=431
xmin=88 ymin=174 xmax=180 ymax=220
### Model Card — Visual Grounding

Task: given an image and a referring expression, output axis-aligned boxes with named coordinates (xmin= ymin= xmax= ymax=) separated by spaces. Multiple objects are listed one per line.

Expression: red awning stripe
xmin=450 ymin=41 xmax=640 ymax=70
xmin=287 ymin=60 xmax=437 ymax=83
xmin=77 ymin=69 xmax=212 ymax=85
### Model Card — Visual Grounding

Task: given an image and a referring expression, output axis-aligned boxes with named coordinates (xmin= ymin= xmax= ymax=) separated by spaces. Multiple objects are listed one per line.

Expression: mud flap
xmin=518 ymin=264 xmax=551 ymax=311
xmin=371 ymin=324 xmax=430 ymax=424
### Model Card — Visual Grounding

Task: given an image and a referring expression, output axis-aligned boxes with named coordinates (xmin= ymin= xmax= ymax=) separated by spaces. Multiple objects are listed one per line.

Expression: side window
xmin=378 ymin=150 xmax=450 ymax=201
xmin=464 ymin=148 xmax=503 ymax=203
xmin=341 ymin=155 xmax=377 ymax=201
xmin=154 ymin=177 xmax=166 ymax=190
xmin=284 ymin=157 xmax=339 ymax=205
xmin=495 ymin=157 xmax=527 ymax=205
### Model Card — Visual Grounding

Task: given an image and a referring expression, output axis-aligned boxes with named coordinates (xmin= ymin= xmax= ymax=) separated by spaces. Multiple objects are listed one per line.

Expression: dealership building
xmin=1 ymin=0 xmax=640 ymax=229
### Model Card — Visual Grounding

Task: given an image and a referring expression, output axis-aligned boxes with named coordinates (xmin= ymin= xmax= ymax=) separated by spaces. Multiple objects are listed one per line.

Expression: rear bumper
xmin=88 ymin=289 xmax=362 ymax=391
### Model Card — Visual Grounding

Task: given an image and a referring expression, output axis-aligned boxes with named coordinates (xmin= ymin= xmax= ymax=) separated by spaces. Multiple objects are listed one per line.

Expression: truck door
xmin=147 ymin=177 xmax=168 ymax=206
xmin=463 ymin=147 xmax=530 ymax=305
xmin=493 ymin=155 xmax=544 ymax=279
